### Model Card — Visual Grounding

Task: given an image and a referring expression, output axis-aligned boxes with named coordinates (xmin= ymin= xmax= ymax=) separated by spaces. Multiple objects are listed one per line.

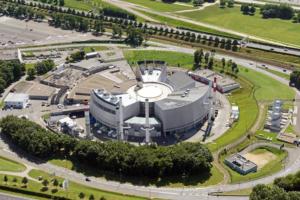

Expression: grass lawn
xmin=240 ymin=48 xmax=300 ymax=68
xmin=49 ymin=157 xmax=223 ymax=187
xmin=64 ymin=0 xmax=115 ymax=11
xmin=136 ymin=9 xmax=240 ymax=39
xmin=207 ymin=75 xmax=258 ymax=152
xmin=262 ymin=68 xmax=290 ymax=80
xmin=124 ymin=50 xmax=194 ymax=68
xmin=179 ymin=5 xmax=300 ymax=46
xmin=0 ymin=174 xmax=50 ymax=200
xmin=0 ymin=157 xmax=26 ymax=172
xmin=225 ymin=146 xmax=287 ymax=183
xmin=25 ymin=63 xmax=35 ymax=71
xmin=238 ymin=67 xmax=295 ymax=101
xmin=166 ymin=165 xmax=223 ymax=187
xmin=28 ymin=169 xmax=148 ymax=200
xmin=83 ymin=46 xmax=109 ymax=53
xmin=48 ymin=159 xmax=73 ymax=170
xmin=122 ymin=0 xmax=193 ymax=12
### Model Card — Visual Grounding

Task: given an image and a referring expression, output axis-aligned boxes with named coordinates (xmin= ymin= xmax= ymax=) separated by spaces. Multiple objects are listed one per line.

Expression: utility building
xmin=4 ymin=93 xmax=29 ymax=109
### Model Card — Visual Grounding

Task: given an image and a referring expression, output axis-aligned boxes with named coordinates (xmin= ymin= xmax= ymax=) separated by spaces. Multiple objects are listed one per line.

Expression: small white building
xmin=4 ymin=93 xmax=29 ymax=109
xmin=85 ymin=52 xmax=99 ymax=59
xmin=231 ymin=106 xmax=239 ymax=121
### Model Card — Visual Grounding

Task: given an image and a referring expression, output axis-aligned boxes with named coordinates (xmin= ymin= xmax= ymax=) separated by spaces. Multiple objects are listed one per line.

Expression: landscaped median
xmin=0 ymin=172 xmax=148 ymax=200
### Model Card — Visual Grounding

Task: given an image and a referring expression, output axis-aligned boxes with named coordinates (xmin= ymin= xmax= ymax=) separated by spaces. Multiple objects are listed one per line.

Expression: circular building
xmin=89 ymin=61 xmax=210 ymax=140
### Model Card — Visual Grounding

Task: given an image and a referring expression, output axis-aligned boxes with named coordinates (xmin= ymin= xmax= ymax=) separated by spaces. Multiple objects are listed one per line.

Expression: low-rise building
xmin=4 ymin=93 xmax=29 ymax=109
xmin=224 ymin=153 xmax=257 ymax=175
xmin=189 ymin=69 xmax=240 ymax=93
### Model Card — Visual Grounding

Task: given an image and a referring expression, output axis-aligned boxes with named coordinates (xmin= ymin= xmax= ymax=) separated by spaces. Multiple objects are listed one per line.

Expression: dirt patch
xmin=243 ymin=150 xmax=277 ymax=169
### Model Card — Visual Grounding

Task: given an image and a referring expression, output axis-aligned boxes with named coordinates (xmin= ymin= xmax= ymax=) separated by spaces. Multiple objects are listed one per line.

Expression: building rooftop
xmin=155 ymin=84 xmax=209 ymax=110
xmin=167 ymin=71 xmax=195 ymax=91
xmin=125 ymin=116 xmax=160 ymax=126
xmin=70 ymin=59 xmax=103 ymax=71
xmin=4 ymin=93 xmax=28 ymax=102
xmin=225 ymin=153 xmax=257 ymax=172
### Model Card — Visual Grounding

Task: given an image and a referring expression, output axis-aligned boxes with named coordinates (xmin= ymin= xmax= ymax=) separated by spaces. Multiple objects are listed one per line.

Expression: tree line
xmin=0 ymin=116 xmax=213 ymax=178
xmin=0 ymin=60 xmax=25 ymax=94
xmin=250 ymin=171 xmax=300 ymax=200
xmin=1 ymin=0 xmax=241 ymax=49
xmin=193 ymin=49 xmax=239 ymax=75
xmin=2 ymin=0 xmax=136 ymax=20
xmin=261 ymin=4 xmax=295 ymax=20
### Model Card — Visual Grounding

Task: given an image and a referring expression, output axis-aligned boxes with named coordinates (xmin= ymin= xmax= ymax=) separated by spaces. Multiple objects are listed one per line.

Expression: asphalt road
xmin=0 ymin=40 xmax=299 ymax=200
xmin=0 ymin=192 xmax=31 ymax=200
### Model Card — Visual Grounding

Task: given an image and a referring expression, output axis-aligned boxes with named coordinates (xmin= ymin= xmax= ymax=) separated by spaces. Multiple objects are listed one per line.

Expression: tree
xmin=125 ymin=28 xmax=144 ymax=47
xmin=70 ymin=51 xmax=85 ymax=62
xmin=42 ymin=179 xmax=49 ymax=187
xmin=227 ymin=0 xmax=234 ymax=8
xmin=208 ymin=58 xmax=214 ymax=69
xmin=59 ymin=0 xmax=64 ymax=6
xmin=221 ymin=58 xmax=226 ymax=71
xmin=4 ymin=175 xmax=8 ymax=184
xmin=35 ymin=59 xmax=55 ymax=75
xmin=219 ymin=0 xmax=226 ymax=8
xmin=89 ymin=194 xmax=95 ymax=200
xmin=22 ymin=177 xmax=28 ymax=187
xmin=250 ymin=185 xmax=289 ymax=200
xmin=26 ymin=67 xmax=36 ymax=80
xmin=112 ymin=24 xmax=122 ymax=38
xmin=53 ymin=178 xmax=59 ymax=187
xmin=193 ymin=0 xmax=204 ymax=7
xmin=79 ymin=192 xmax=85 ymax=199
xmin=94 ymin=21 xmax=105 ymax=36
xmin=193 ymin=49 xmax=201 ymax=69
xmin=12 ymin=177 xmax=18 ymax=185
xmin=204 ymin=52 xmax=210 ymax=64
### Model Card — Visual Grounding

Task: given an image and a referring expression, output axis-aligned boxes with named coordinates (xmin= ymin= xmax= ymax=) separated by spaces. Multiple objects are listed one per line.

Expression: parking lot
xmin=0 ymin=16 xmax=108 ymax=49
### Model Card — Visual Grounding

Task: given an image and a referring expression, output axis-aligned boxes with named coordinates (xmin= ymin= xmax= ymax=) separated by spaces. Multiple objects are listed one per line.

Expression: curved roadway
xmin=0 ymin=41 xmax=300 ymax=200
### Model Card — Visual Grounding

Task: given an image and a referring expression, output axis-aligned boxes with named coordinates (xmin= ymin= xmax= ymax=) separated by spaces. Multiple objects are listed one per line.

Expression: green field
xmin=262 ymin=68 xmax=290 ymax=80
xmin=225 ymin=146 xmax=287 ymax=183
xmin=124 ymin=50 xmax=194 ymax=68
xmin=179 ymin=5 xmax=300 ymax=46
xmin=238 ymin=67 xmax=295 ymax=101
xmin=0 ymin=157 xmax=26 ymax=172
xmin=49 ymin=159 xmax=74 ymax=170
xmin=137 ymin=9 xmax=240 ymax=39
xmin=64 ymin=0 xmax=113 ymax=11
xmin=208 ymin=75 xmax=258 ymax=152
xmin=28 ymin=169 xmax=148 ymax=200
xmin=123 ymin=0 xmax=193 ymax=12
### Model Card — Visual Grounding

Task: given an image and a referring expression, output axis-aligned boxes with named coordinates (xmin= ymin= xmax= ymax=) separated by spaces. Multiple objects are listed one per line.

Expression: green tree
xmin=42 ymin=179 xmax=49 ymax=187
xmin=89 ymin=194 xmax=95 ymax=200
xmin=125 ymin=28 xmax=144 ymax=47
xmin=53 ymin=178 xmax=59 ymax=187
xmin=79 ymin=192 xmax=85 ymax=199
xmin=22 ymin=177 xmax=28 ymax=187
xmin=26 ymin=67 xmax=36 ymax=80
xmin=4 ymin=175 xmax=8 ymax=184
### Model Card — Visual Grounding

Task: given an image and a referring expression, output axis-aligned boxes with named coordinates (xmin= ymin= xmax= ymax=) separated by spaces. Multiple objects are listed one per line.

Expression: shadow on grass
xmin=61 ymin=156 xmax=214 ymax=187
